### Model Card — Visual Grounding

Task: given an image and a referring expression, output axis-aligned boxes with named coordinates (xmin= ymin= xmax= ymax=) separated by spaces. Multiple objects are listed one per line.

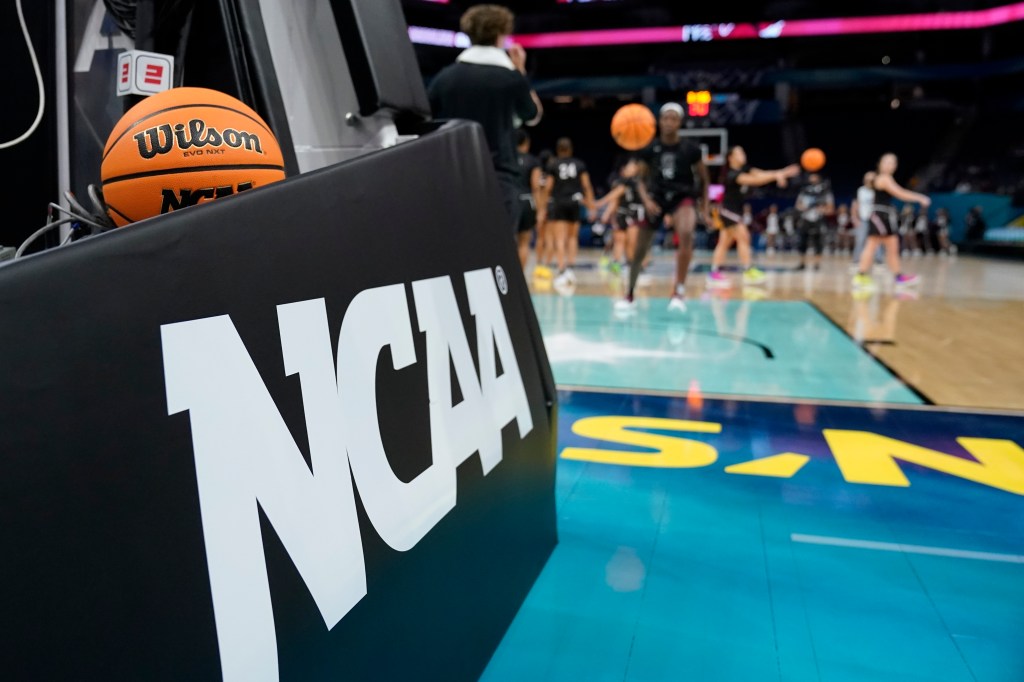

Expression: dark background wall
xmin=0 ymin=1 xmax=58 ymax=251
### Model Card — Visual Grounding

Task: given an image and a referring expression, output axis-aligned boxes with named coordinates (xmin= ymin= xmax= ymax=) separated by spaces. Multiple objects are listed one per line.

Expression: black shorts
xmin=798 ymin=219 xmax=825 ymax=253
xmin=868 ymin=208 xmax=898 ymax=238
xmin=719 ymin=206 xmax=745 ymax=230
xmin=651 ymin=187 xmax=700 ymax=216
xmin=550 ymin=198 xmax=581 ymax=223
xmin=517 ymin=198 xmax=536 ymax=233
xmin=615 ymin=205 xmax=645 ymax=231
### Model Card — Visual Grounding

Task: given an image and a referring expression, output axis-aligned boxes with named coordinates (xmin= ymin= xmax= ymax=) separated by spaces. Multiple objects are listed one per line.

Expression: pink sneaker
xmin=707 ymin=271 xmax=731 ymax=289
xmin=895 ymin=273 xmax=920 ymax=287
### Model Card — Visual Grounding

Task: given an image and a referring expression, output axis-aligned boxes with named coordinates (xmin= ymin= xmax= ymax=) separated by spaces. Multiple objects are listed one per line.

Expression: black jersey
xmin=427 ymin=61 xmax=538 ymax=180
xmin=615 ymin=177 xmax=643 ymax=208
xmin=797 ymin=177 xmax=833 ymax=222
xmin=517 ymin=152 xmax=540 ymax=194
xmin=721 ymin=165 xmax=750 ymax=217
xmin=872 ymin=179 xmax=894 ymax=208
xmin=640 ymin=139 xmax=703 ymax=198
xmin=868 ymin=178 xmax=897 ymax=236
xmin=548 ymin=157 xmax=588 ymax=201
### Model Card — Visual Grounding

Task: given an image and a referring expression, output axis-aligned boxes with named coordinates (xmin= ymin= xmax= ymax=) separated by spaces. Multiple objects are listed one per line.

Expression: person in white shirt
xmin=851 ymin=171 xmax=875 ymax=262
xmin=765 ymin=204 xmax=780 ymax=255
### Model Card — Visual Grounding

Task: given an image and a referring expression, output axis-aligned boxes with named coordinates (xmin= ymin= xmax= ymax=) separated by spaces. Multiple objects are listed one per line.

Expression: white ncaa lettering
xmin=161 ymin=268 xmax=532 ymax=681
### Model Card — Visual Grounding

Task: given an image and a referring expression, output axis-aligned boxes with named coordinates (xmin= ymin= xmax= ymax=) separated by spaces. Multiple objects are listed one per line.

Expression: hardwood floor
xmin=527 ymin=249 xmax=1024 ymax=411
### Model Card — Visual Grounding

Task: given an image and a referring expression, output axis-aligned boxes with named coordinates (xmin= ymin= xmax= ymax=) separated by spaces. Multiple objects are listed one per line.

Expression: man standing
xmin=427 ymin=5 xmax=543 ymax=231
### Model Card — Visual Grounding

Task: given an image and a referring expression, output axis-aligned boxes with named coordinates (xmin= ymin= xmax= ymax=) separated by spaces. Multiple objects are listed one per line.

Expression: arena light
xmin=409 ymin=2 xmax=1024 ymax=48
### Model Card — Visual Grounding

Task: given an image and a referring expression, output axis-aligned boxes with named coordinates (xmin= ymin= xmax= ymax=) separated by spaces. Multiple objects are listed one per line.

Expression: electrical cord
xmin=13 ymin=186 xmax=115 ymax=259
xmin=0 ymin=0 xmax=45 ymax=149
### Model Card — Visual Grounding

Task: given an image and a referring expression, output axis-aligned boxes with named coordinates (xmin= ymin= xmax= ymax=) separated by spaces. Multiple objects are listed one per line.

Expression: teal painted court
xmin=481 ymin=295 xmax=1024 ymax=682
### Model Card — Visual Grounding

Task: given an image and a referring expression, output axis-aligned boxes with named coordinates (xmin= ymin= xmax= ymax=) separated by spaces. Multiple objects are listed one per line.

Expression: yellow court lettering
xmin=561 ymin=416 xmax=721 ymax=468
xmin=824 ymin=430 xmax=1024 ymax=495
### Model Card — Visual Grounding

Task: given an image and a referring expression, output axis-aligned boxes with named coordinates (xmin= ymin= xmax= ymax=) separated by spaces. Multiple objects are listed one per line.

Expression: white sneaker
xmin=564 ymin=268 xmax=577 ymax=283
xmin=613 ymin=297 xmax=637 ymax=316
xmin=667 ymin=296 xmax=687 ymax=313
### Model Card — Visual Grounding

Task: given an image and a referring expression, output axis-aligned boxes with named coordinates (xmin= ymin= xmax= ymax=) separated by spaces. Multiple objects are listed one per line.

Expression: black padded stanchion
xmin=0 ymin=121 xmax=557 ymax=682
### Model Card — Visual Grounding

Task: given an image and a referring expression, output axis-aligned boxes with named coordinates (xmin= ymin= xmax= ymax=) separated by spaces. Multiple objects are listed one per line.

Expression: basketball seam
xmin=102 ymin=104 xmax=275 ymax=162
xmin=101 ymin=163 xmax=286 ymax=186
xmin=104 ymin=202 xmax=134 ymax=224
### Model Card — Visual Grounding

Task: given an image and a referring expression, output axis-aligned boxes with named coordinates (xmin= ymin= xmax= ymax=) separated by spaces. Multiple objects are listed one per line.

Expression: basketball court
xmin=483 ymin=251 xmax=1024 ymax=681
xmin=1 ymin=1 xmax=1022 ymax=680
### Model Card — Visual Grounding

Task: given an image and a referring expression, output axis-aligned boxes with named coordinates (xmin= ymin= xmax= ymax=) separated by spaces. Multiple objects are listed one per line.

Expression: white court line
xmin=791 ymin=534 xmax=1024 ymax=564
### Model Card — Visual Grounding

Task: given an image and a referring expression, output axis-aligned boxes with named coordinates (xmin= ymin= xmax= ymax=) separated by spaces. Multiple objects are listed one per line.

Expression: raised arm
xmin=509 ymin=45 xmax=543 ymax=127
xmin=876 ymin=174 xmax=931 ymax=207
xmin=600 ymin=195 xmax=621 ymax=225
xmin=738 ymin=164 xmax=801 ymax=188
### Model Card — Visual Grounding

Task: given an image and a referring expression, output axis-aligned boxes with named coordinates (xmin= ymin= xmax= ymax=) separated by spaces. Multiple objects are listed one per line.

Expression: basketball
xmin=611 ymin=104 xmax=657 ymax=151
xmin=801 ymin=147 xmax=826 ymax=172
xmin=100 ymin=87 xmax=286 ymax=227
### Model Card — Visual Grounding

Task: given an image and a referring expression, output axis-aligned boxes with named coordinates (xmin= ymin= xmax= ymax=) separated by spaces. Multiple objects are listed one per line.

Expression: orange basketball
xmin=801 ymin=147 xmax=826 ymax=172
xmin=611 ymin=104 xmax=657 ymax=151
xmin=100 ymin=87 xmax=286 ymax=227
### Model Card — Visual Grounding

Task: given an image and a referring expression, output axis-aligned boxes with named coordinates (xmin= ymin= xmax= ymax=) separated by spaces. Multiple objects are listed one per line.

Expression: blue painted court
xmin=485 ymin=289 xmax=1023 ymax=681
xmin=532 ymin=295 xmax=923 ymax=405
xmin=483 ymin=390 xmax=1024 ymax=682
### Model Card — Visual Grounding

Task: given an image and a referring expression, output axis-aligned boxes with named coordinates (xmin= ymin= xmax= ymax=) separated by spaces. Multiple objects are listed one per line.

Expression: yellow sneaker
xmin=742 ymin=267 xmax=767 ymax=285
xmin=851 ymin=273 xmax=876 ymax=292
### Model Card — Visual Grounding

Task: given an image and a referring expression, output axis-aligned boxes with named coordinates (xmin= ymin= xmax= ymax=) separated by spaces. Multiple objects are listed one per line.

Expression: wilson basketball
xmin=801 ymin=147 xmax=826 ymax=172
xmin=611 ymin=104 xmax=657 ymax=151
xmin=100 ymin=87 xmax=286 ymax=227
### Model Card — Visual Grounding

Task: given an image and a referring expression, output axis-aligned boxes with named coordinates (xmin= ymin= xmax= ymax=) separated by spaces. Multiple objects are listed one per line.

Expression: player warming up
xmin=543 ymin=138 xmax=596 ymax=289
xmin=617 ymin=102 xmax=709 ymax=313
xmin=853 ymin=153 xmax=929 ymax=293
xmin=708 ymin=146 xmax=800 ymax=288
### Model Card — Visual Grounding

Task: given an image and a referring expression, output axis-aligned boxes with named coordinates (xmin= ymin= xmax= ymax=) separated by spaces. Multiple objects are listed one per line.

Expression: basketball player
xmin=618 ymin=102 xmax=709 ymax=313
xmin=793 ymin=172 xmax=835 ymax=272
xmin=533 ymin=149 xmax=555 ymax=279
xmin=708 ymin=146 xmax=800 ymax=288
xmin=596 ymin=158 xmax=647 ymax=273
xmin=515 ymin=130 xmax=542 ymax=270
xmin=542 ymin=138 xmax=596 ymax=287
xmin=853 ymin=153 xmax=929 ymax=292
xmin=427 ymin=5 xmax=542 ymax=232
